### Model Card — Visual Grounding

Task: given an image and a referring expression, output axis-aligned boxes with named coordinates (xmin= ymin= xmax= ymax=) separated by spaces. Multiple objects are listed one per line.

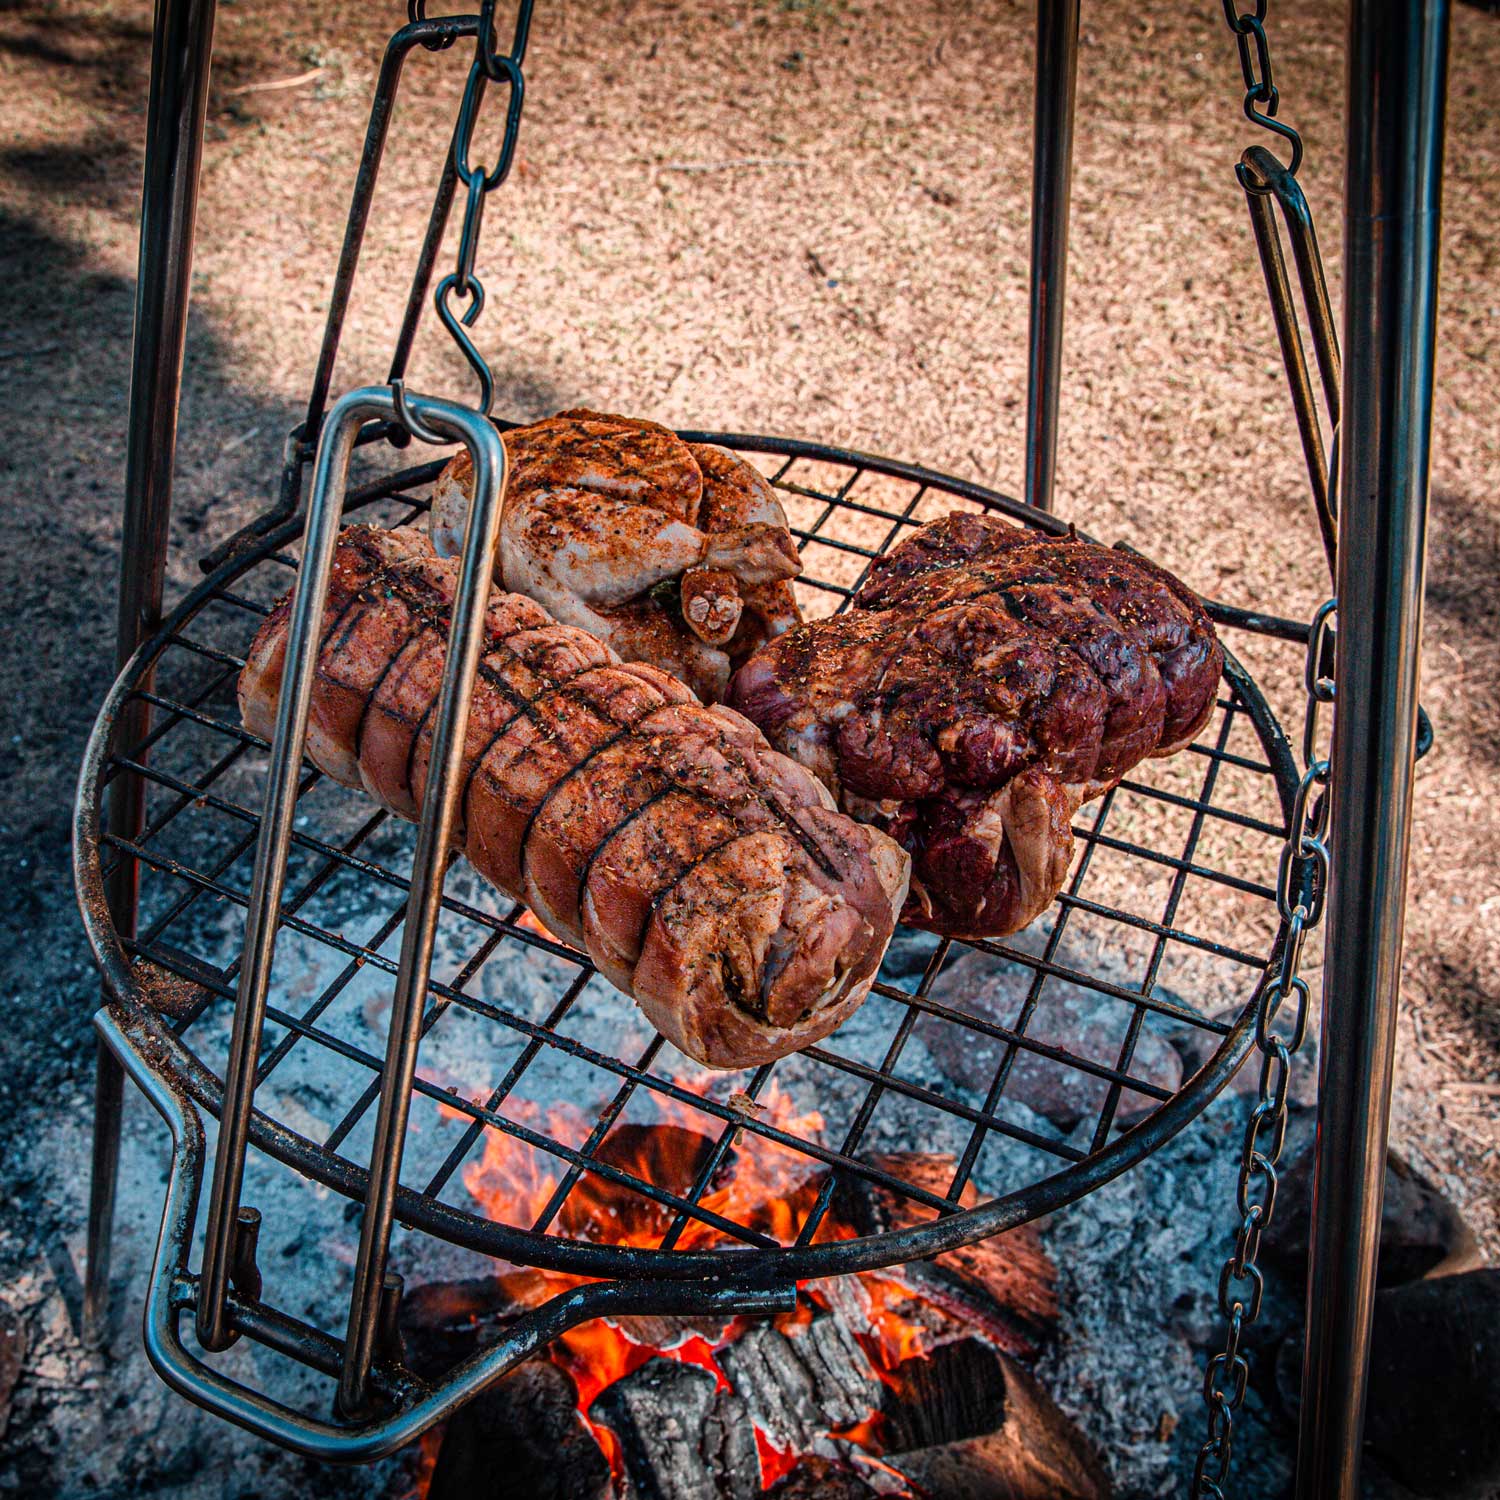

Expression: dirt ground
xmin=0 ymin=0 xmax=1496 ymax=1491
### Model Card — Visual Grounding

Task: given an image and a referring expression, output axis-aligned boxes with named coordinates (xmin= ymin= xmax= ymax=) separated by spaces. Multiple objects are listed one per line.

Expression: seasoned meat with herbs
xmin=238 ymin=524 xmax=907 ymax=1068
xmin=428 ymin=410 xmax=803 ymax=702
xmin=727 ymin=511 xmax=1222 ymax=938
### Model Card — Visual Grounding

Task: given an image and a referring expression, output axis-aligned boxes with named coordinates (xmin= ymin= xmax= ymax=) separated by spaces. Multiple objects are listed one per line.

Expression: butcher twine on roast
xmin=727 ymin=511 xmax=1223 ymax=938
xmin=238 ymin=524 xmax=908 ymax=1069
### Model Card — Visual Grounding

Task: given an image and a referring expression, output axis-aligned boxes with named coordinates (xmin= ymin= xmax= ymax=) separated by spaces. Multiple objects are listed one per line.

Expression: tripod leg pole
xmin=1295 ymin=2 xmax=1451 ymax=1493
xmin=86 ymin=0 xmax=219 ymax=1347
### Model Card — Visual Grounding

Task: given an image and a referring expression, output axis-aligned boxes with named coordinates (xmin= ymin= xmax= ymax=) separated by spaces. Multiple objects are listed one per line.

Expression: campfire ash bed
xmin=71 ymin=0 xmax=1452 ymax=1492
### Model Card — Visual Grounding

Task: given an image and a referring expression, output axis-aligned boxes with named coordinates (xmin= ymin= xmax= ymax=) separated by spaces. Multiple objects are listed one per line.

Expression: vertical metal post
xmin=84 ymin=0 xmax=219 ymax=1349
xmin=1023 ymin=0 xmax=1079 ymax=512
xmin=1295 ymin=2 xmax=1449 ymax=1495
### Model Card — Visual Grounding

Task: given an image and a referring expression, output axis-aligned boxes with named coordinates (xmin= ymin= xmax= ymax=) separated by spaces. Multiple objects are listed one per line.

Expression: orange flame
xmin=442 ymin=1076 xmax=826 ymax=1250
xmin=855 ymin=1273 xmax=929 ymax=1376
xmin=832 ymin=1411 xmax=886 ymax=1451
xmin=426 ymin=1072 xmax=934 ymax=1493
xmin=512 ymin=907 xmax=558 ymax=940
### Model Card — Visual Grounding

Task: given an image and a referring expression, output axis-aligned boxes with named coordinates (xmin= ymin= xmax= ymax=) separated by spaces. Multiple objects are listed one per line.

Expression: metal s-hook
xmin=418 ymin=4 xmax=531 ymax=428
xmin=389 ymin=378 xmax=449 ymax=445
xmin=434 ymin=274 xmax=496 ymax=418
xmin=1221 ymin=0 xmax=1304 ymax=178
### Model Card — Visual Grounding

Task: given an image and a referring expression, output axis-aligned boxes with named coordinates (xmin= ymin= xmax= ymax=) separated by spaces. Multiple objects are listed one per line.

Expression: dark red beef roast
xmin=727 ymin=512 xmax=1223 ymax=937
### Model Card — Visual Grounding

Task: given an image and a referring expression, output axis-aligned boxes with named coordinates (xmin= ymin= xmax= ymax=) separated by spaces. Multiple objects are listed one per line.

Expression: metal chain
xmin=392 ymin=0 xmax=534 ymax=440
xmin=406 ymin=0 xmax=459 ymax=51
xmin=1192 ymin=599 xmax=1335 ymax=1498
xmin=1191 ymin=9 xmax=1325 ymax=1489
xmin=1220 ymin=0 xmax=1304 ymax=178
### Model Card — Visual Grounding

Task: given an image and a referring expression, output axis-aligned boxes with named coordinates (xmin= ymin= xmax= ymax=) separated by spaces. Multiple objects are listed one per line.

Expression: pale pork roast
xmin=238 ymin=525 xmax=908 ymax=1069
xmin=429 ymin=410 xmax=803 ymax=703
xmin=727 ymin=512 xmax=1223 ymax=938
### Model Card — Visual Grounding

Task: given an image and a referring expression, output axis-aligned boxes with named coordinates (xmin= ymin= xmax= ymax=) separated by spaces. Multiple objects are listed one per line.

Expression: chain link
xmin=1221 ymin=0 xmax=1304 ymax=179
xmin=406 ymin=0 xmax=458 ymax=51
xmin=392 ymin=0 xmax=534 ymax=438
xmin=1194 ymin=15 xmax=1325 ymax=1488
xmin=1192 ymin=598 xmax=1336 ymax=1496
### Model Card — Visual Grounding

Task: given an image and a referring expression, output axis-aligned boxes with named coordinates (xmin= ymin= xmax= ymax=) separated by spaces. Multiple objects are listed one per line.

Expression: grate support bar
xmin=1024 ymin=0 xmax=1080 ymax=512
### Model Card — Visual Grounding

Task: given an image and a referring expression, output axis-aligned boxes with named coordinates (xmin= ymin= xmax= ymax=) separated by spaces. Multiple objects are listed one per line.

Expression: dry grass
xmin=2 ymin=0 xmax=1496 ymax=1254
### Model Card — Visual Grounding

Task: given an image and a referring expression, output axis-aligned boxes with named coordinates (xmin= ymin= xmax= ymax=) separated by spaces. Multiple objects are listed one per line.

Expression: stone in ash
xmin=922 ymin=947 xmax=1182 ymax=1132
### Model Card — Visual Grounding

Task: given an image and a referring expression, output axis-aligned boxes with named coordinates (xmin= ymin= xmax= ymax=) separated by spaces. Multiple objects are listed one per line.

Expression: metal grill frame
xmin=79 ymin=432 xmax=1302 ymax=1290
xmin=75 ymin=0 xmax=1452 ymax=1485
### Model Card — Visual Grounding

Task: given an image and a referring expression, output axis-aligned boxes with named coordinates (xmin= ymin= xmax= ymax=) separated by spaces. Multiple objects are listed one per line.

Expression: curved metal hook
xmin=1240 ymin=99 xmax=1304 ymax=178
xmin=389 ymin=379 xmax=449 ymax=446
xmin=434 ymin=273 xmax=496 ymax=417
xmin=406 ymin=0 xmax=459 ymax=51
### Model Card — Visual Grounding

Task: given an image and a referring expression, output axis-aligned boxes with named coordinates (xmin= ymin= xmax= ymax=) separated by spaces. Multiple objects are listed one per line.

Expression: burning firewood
xmin=834 ymin=1151 xmax=1059 ymax=1360
xmin=407 ymin=1122 xmax=1083 ymax=1497
xmin=425 ymin=1360 xmax=611 ymax=1500
xmin=590 ymin=1359 xmax=760 ymax=1500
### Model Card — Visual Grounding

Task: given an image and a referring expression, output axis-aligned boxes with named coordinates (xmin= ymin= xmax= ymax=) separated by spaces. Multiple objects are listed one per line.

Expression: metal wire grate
xmin=82 ymin=435 xmax=1297 ymax=1280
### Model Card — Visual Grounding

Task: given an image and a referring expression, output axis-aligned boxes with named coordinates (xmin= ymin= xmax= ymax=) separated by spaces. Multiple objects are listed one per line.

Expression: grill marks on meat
xmin=503 ymin=409 xmax=704 ymax=518
xmin=727 ymin=512 xmax=1223 ymax=938
xmin=238 ymin=525 xmax=908 ymax=1068
xmin=428 ymin=411 xmax=803 ymax=703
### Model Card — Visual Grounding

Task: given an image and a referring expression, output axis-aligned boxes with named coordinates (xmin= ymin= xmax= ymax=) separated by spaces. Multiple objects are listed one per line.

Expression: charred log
xmin=400 ymin=1276 xmax=523 ymax=1379
xmin=879 ymin=1339 xmax=1009 ymax=1453
xmin=426 ymin=1359 xmax=611 ymax=1500
xmin=766 ymin=1455 xmax=883 ymax=1498
xmin=834 ymin=1152 xmax=1058 ymax=1359
xmin=886 ymin=1348 xmax=1111 ymax=1500
xmin=589 ymin=1357 xmax=760 ymax=1500
xmin=717 ymin=1316 xmax=883 ymax=1454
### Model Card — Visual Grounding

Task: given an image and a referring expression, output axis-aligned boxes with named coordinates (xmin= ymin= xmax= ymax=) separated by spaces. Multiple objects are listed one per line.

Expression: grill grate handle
xmin=192 ymin=387 xmax=506 ymax=1418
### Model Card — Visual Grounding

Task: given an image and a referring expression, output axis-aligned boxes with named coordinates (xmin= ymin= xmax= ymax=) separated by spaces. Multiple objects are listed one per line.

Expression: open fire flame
xmin=424 ymin=1074 xmax=933 ymax=1493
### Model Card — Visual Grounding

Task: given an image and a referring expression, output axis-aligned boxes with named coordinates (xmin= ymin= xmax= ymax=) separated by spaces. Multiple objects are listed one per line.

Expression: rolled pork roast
xmin=239 ymin=524 xmax=909 ymax=1069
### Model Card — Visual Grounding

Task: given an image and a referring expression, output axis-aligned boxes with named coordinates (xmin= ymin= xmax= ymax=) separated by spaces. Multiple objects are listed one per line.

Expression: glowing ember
xmin=753 ymin=1425 xmax=799 ymax=1489
xmin=512 ymin=906 xmax=558 ymax=940
xmin=428 ymin=1072 xmax=934 ymax=1493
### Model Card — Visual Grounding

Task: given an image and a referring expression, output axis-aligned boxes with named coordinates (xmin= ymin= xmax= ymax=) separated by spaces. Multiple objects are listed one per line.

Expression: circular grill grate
xmin=79 ymin=434 xmax=1298 ymax=1281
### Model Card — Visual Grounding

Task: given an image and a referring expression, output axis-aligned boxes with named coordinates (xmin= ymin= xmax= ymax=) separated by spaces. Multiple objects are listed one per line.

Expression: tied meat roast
xmin=238 ymin=525 xmax=908 ymax=1069
xmin=727 ymin=512 xmax=1223 ymax=937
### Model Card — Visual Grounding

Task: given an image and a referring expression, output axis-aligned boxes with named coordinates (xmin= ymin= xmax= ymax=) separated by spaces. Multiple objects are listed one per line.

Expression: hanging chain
xmin=1191 ymin=7 xmax=1329 ymax=1489
xmin=391 ymin=0 xmax=534 ymax=440
xmin=1220 ymin=0 xmax=1304 ymax=177
xmin=1192 ymin=600 xmax=1335 ymax=1498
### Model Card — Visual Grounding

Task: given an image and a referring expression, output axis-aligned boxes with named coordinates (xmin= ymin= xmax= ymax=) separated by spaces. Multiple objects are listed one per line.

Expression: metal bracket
xmin=97 ymin=1005 xmax=795 ymax=1463
xmin=1238 ymin=143 xmax=1342 ymax=580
